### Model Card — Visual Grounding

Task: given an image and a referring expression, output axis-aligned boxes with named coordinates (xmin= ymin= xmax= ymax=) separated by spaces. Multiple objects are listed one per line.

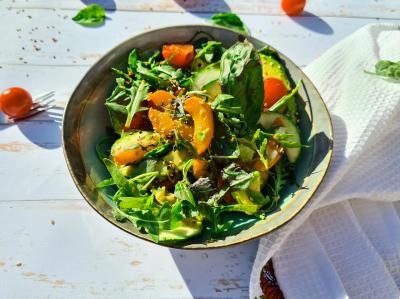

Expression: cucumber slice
xmin=259 ymin=111 xmax=301 ymax=163
xmin=202 ymin=79 xmax=222 ymax=100
xmin=192 ymin=63 xmax=220 ymax=91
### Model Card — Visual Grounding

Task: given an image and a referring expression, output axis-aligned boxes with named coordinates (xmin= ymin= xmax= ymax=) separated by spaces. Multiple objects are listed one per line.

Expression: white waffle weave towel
xmin=250 ymin=24 xmax=400 ymax=299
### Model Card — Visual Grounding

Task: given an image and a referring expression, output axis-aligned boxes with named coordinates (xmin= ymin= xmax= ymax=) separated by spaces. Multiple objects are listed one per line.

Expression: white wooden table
xmin=0 ymin=1 xmax=398 ymax=298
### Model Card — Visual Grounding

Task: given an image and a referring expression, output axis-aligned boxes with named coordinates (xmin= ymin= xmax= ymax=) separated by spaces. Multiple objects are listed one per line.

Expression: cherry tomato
xmin=162 ymin=44 xmax=195 ymax=68
xmin=0 ymin=87 xmax=33 ymax=118
xmin=281 ymin=0 xmax=306 ymax=16
xmin=263 ymin=78 xmax=288 ymax=108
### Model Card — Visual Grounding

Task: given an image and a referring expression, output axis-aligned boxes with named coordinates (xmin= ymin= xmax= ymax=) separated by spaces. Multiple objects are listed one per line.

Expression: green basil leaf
xmin=72 ymin=4 xmax=106 ymax=27
xmin=365 ymin=60 xmax=400 ymax=81
xmin=211 ymin=13 xmax=248 ymax=35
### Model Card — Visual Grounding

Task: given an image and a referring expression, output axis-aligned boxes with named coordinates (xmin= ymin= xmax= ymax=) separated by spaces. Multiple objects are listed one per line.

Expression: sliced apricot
xmin=148 ymin=90 xmax=175 ymax=109
xmin=183 ymin=96 xmax=214 ymax=155
xmin=148 ymin=107 xmax=175 ymax=136
xmin=192 ymin=159 xmax=208 ymax=178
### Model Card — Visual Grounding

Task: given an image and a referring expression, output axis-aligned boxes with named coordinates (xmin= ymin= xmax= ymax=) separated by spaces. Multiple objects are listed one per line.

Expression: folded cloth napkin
xmin=250 ymin=23 xmax=400 ymax=299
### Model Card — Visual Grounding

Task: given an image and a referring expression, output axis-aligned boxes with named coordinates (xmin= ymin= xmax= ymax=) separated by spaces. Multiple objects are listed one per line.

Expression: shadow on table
xmin=169 ymin=240 xmax=258 ymax=298
xmin=174 ymin=0 xmax=231 ymax=16
xmin=17 ymin=107 xmax=64 ymax=149
xmin=290 ymin=11 xmax=334 ymax=35
xmin=81 ymin=0 xmax=116 ymax=12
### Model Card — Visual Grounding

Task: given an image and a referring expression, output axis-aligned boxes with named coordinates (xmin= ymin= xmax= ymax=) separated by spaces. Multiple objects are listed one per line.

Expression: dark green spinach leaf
xmin=220 ymin=40 xmax=264 ymax=129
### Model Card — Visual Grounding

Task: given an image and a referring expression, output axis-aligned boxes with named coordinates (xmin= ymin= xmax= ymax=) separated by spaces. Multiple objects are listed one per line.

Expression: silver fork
xmin=9 ymin=91 xmax=56 ymax=121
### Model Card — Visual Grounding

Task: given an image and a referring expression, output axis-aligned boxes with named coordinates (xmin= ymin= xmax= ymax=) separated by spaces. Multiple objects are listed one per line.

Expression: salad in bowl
xmin=95 ymin=36 xmax=303 ymax=244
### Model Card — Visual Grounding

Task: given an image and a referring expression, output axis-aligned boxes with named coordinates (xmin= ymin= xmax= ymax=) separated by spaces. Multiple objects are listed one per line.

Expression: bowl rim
xmin=62 ymin=24 xmax=334 ymax=250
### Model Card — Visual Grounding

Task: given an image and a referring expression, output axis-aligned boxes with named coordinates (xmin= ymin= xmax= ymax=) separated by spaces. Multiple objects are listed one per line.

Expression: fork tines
xmin=9 ymin=91 xmax=56 ymax=121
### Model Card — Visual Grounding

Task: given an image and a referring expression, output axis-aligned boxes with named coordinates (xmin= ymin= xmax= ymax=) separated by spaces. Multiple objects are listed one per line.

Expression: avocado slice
xmin=111 ymin=132 xmax=160 ymax=158
xmin=260 ymin=54 xmax=290 ymax=90
xmin=202 ymin=79 xmax=222 ymax=100
xmin=158 ymin=218 xmax=202 ymax=242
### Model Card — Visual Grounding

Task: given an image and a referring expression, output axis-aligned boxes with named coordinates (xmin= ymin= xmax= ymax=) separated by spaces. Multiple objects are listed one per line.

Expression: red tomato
xmin=162 ymin=44 xmax=195 ymax=68
xmin=0 ymin=87 xmax=33 ymax=118
xmin=281 ymin=0 xmax=306 ymax=16
xmin=263 ymin=78 xmax=288 ymax=108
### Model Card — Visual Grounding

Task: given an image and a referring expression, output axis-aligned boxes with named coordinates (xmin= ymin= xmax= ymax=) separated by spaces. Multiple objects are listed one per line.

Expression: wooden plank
xmin=0 ymin=12 xmax=394 ymax=202
xmin=1 ymin=0 xmax=399 ymax=18
xmin=0 ymin=8 xmax=394 ymax=68
xmin=0 ymin=200 xmax=257 ymax=299
xmin=0 ymin=122 xmax=81 ymax=201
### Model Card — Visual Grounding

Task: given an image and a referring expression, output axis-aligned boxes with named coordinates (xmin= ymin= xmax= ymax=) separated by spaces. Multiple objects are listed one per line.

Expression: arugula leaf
xmin=197 ymin=202 xmax=233 ymax=236
xmin=130 ymin=172 xmax=159 ymax=191
xmin=103 ymin=158 xmax=139 ymax=196
xmin=128 ymin=49 xmax=138 ymax=72
xmin=252 ymin=129 xmax=269 ymax=169
xmin=96 ymin=178 xmax=115 ymax=189
xmin=118 ymin=195 xmax=154 ymax=210
xmin=220 ymin=40 xmax=264 ymax=129
xmin=269 ymin=80 xmax=301 ymax=122
xmin=143 ymin=143 xmax=172 ymax=159
xmin=189 ymin=178 xmax=217 ymax=201
xmin=182 ymin=159 xmax=194 ymax=183
xmin=267 ymin=158 xmax=289 ymax=201
xmin=211 ymin=13 xmax=249 ymax=35
xmin=222 ymin=163 xmax=254 ymax=190
xmin=195 ymin=41 xmax=225 ymax=63
xmin=136 ymin=61 xmax=160 ymax=82
xmin=365 ymin=60 xmax=400 ymax=81
xmin=72 ymin=4 xmax=106 ymax=27
xmin=211 ymin=94 xmax=241 ymax=114
xmin=271 ymin=133 xmax=303 ymax=148
xmin=111 ymin=68 xmax=132 ymax=83
xmin=210 ymin=135 xmax=240 ymax=159
xmin=124 ymin=80 xmax=149 ymax=129
xmin=174 ymin=131 xmax=198 ymax=156
xmin=129 ymin=159 xmax=158 ymax=178
xmin=174 ymin=182 xmax=196 ymax=207
xmin=105 ymin=102 xmax=127 ymax=115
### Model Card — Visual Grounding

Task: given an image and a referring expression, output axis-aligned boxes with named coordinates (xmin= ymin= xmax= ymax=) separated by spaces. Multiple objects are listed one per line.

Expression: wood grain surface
xmin=0 ymin=0 xmax=398 ymax=298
